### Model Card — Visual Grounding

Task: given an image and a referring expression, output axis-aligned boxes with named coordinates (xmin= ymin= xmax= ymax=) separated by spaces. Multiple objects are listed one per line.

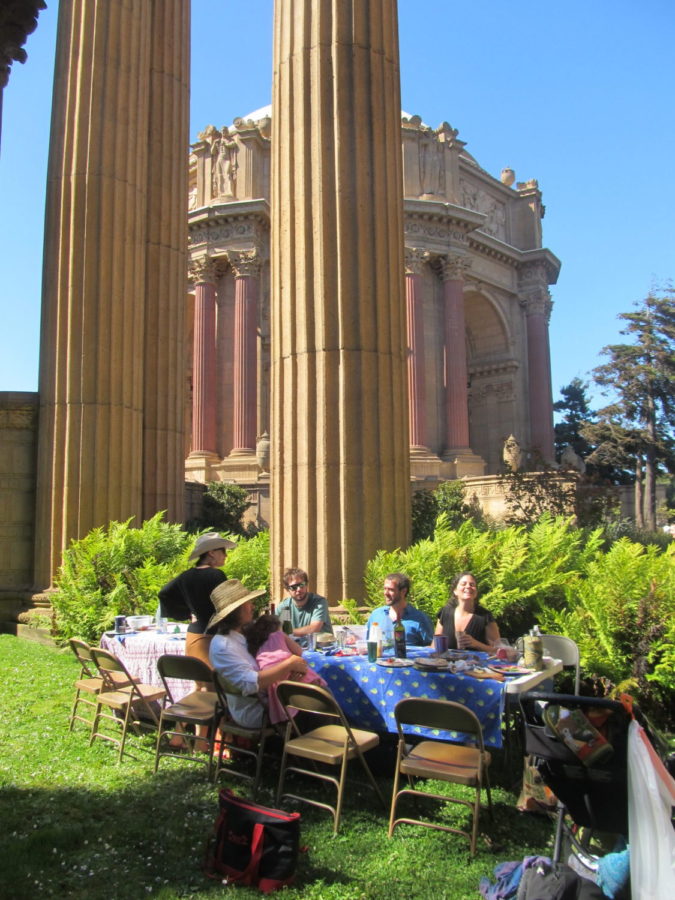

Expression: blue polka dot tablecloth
xmin=307 ymin=650 xmax=506 ymax=748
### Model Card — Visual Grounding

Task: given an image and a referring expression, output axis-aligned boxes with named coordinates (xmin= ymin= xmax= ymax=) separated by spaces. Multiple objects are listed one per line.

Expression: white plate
xmin=375 ymin=658 xmax=409 ymax=667
xmin=414 ymin=657 xmax=449 ymax=669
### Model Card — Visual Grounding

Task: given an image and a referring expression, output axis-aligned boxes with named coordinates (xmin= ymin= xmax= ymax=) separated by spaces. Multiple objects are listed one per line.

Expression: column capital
xmin=520 ymin=286 xmax=553 ymax=320
xmin=188 ymin=255 xmax=217 ymax=286
xmin=438 ymin=253 xmax=472 ymax=282
xmin=404 ymin=247 xmax=429 ymax=275
xmin=229 ymin=248 xmax=262 ymax=278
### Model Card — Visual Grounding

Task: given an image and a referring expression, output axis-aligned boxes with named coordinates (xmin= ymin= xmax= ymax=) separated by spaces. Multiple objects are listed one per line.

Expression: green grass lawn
xmin=0 ymin=635 xmax=555 ymax=899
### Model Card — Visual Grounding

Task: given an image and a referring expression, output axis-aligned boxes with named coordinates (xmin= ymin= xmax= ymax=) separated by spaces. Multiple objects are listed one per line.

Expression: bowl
xmin=126 ymin=614 xmax=154 ymax=631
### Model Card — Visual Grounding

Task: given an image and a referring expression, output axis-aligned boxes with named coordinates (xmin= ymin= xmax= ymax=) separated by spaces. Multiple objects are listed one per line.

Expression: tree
xmin=589 ymin=288 xmax=675 ymax=530
xmin=189 ymin=481 xmax=255 ymax=536
xmin=553 ymin=377 xmax=594 ymax=460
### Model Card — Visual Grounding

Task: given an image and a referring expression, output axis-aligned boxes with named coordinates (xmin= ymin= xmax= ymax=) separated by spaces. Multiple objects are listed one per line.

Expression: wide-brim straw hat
xmin=207 ymin=579 xmax=266 ymax=632
xmin=189 ymin=532 xmax=237 ymax=561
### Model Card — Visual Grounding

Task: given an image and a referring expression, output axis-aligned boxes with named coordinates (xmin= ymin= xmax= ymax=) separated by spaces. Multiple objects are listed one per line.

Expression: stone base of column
xmin=409 ymin=447 xmax=444 ymax=480
xmin=219 ymin=453 xmax=263 ymax=483
xmin=441 ymin=448 xmax=486 ymax=478
xmin=185 ymin=452 xmax=221 ymax=484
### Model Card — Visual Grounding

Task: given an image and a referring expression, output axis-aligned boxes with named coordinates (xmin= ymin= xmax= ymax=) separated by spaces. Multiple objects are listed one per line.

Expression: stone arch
xmin=464 ymin=288 xmax=510 ymax=363
xmin=464 ymin=287 xmax=520 ymax=474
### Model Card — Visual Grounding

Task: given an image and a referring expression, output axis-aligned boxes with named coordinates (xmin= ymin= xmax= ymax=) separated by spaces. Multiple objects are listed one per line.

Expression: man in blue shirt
xmin=366 ymin=573 xmax=433 ymax=647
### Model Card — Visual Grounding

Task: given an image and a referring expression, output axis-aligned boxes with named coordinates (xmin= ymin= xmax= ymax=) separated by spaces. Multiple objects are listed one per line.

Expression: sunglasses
xmin=287 ymin=582 xmax=306 ymax=591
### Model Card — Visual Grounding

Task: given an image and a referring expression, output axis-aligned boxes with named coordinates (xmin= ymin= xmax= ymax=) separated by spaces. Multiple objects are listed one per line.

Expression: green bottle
xmin=393 ymin=616 xmax=406 ymax=658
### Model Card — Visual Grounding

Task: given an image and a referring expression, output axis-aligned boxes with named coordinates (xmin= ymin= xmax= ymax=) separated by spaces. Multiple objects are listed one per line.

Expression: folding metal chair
xmin=275 ymin=680 xmax=385 ymax=834
xmin=154 ymin=655 xmax=219 ymax=776
xmin=68 ymin=638 xmax=103 ymax=732
xmin=90 ymin=647 xmax=166 ymax=762
xmin=388 ymin=697 xmax=492 ymax=855
xmin=211 ymin=670 xmax=278 ymax=796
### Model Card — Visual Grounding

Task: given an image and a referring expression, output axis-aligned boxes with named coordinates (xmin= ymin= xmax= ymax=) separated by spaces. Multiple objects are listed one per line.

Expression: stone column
xmin=440 ymin=255 xmax=485 ymax=476
xmin=229 ymin=249 xmax=260 ymax=455
xmin=188 ymin=257 xmax=218 ymax=456
xmin=405 ymin=248 xmax=429 ymax=452
xmin=521 ymin=269 xmax=555 ymax=462
xmin=271 ymin=0 xmax=410 ymax=604
xmin=142 ymin=0 xmax=190 ymax=521
xmin=34 ymin=0 xmax=189 ymax=588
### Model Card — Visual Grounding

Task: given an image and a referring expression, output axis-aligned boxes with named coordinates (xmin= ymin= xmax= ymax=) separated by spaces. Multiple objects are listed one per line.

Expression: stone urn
xmin=500 ymin=167 xmax=516 ymax=187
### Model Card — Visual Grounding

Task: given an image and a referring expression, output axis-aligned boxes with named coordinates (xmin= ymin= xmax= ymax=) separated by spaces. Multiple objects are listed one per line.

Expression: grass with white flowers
xmin=0 ymin=635 xmax=555 ymax=899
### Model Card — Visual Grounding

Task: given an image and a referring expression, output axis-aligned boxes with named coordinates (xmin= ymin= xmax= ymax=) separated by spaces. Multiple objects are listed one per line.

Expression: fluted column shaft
xmin=230 ymin=250 xmax=260 ymax=454
xmin=271 ymin=0 xmax=410 ymax=603
xmin=142 ymin=0 xmax=190 ymax=519
xmin=441 ymin=255 xmax=471 ymax=452
xmin=524 ymin=289 xmax=555 ymax=461
xmin=34 ymin=0 xmax=189 ymax=588
xmin=405 ymin=249 xmax=428 ymax=450
xmin=189 ymin=259 xmax=218 ymax=455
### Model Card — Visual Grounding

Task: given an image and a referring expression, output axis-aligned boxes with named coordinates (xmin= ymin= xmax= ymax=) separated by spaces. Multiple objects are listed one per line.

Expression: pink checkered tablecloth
xmin=99 ymin=629 xmax=194 ymax=700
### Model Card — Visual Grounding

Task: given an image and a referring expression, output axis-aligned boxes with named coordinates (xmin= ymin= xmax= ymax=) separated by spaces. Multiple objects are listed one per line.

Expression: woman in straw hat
xmin=158 ymin=532 xmax=236 ymax=677
xmin=209 ymin=580 xmax=309 ymax=729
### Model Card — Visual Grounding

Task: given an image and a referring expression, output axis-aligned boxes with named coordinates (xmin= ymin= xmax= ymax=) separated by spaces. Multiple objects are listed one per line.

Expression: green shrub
xmin=224 ymin=530 xmax=270 ymax=611
xmin=51 ymin=513 xmax=193 ymax=644
xmin=188 ymin=481 xmax=255 ymax=535
xmin=543 ymin=538 xmax=675 ymax=726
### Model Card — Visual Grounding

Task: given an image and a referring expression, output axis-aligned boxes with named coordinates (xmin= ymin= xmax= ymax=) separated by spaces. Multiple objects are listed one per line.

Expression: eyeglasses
xmin=287 ymin=582 xmax=306 ymax=591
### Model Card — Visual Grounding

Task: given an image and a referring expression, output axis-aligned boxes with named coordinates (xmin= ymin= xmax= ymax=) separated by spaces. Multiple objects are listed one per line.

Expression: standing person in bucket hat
xmin=209 ymin=580 xmax=309 ymax=728
xmin=158 ymin=532 xmax=236 ymax=679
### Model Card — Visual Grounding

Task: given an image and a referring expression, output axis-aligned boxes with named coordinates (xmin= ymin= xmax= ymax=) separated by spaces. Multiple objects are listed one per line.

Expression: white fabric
xmin=627 ymin=719 xmax=675 ymax=899
xmin=209 ymin=631 xmax=266 ymax=728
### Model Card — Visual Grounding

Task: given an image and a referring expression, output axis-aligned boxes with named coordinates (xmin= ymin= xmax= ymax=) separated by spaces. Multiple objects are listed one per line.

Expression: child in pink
xmin=244 ymin=614 xmax=328 ymax=724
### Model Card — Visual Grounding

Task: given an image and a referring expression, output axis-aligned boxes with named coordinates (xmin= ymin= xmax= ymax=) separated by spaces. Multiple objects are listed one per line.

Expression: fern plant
xmin=51 ymin=513 xmax=193 ymax=644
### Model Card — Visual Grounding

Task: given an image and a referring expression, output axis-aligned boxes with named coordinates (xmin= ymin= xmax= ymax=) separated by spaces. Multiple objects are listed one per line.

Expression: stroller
xmin=519 ymin=692 xmax=633 ymax=874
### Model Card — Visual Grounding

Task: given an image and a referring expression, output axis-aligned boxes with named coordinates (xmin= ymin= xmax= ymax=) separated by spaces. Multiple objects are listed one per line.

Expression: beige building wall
xmin=0 ymin=393 xmax=38 ymax=616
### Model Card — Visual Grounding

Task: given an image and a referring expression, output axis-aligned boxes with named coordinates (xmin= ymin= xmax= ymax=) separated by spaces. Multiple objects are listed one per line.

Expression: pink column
xmin=440 ymin=255 xmax=472 ymax=454
xmin=524 ymin=286 xmax=555 ymax=462
xmin=405 ymin=248 xmax=428 ymax=450
xmin=229 ymin=250 xmax=260 ymax=454
xmin=189 ymin=258 xmax=217 ymax=454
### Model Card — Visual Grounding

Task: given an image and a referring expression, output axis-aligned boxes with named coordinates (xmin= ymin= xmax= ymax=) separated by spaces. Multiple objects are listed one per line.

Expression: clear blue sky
xmin=1 ymin=0 xmax=673 ymax=410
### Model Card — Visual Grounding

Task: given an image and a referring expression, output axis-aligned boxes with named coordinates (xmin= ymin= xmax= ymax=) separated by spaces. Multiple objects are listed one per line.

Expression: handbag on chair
xmin=205 ymin=789 xmax=301 ymax=893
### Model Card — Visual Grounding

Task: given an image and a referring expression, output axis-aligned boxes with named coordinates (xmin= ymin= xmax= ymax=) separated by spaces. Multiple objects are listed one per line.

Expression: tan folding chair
xmin=90 ymin=647 xmax=166 ymax=762
xmin=68 ymin=638 xmax=103 ymax=732
xmin=154 ymin=655 xmax=219 ymax=776
xmin=211 ymin=670 xmax=278 ymax=796
xmin=388 ymin=698 xmax=492 ymax=855
xmin=275 ymin=681 xmax=386 ymax=834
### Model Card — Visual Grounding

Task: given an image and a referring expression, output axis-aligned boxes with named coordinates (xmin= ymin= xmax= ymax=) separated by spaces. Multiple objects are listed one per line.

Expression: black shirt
xmin=158 ymin=567 xmax=226 ymax=633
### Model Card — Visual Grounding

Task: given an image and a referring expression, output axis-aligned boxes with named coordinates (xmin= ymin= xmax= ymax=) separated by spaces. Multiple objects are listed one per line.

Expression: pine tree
xmin=589 ymin=288 xmax=675 ymax=529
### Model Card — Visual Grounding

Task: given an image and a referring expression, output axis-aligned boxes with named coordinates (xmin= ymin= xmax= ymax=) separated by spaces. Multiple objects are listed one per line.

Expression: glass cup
xmin=433 ymin=634 xmax=449 ymax=656
xmin=456 ymin=629 xmax=467 ymax=649
xmin=367 ymin=641 xmax=379 ymax=662
xmin=156 ymin=617 xmax=167 ymax=634
xmin=306 ymin=633 xmax=316 ymax=652
xmin=336 ymin=628 xmax=347 ymax=650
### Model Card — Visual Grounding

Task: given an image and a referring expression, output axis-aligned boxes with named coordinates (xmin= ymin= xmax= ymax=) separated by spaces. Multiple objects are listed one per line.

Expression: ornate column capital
xmin=404 ymin=247 xmax=429 ymax=275
xmin=229 ymin=248 xmax=262 ymax=279
xmin=520 ymin=286 xmax=553 ymax=321
xmin=188 ymin=255 xmax=217 ymax=286
xmin=438 ymin=253 xmax=472 ymax=282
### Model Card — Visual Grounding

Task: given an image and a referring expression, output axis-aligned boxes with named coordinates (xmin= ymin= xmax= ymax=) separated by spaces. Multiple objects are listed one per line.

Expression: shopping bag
xmin=205 ymin=789 xmax=301 ymax=893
